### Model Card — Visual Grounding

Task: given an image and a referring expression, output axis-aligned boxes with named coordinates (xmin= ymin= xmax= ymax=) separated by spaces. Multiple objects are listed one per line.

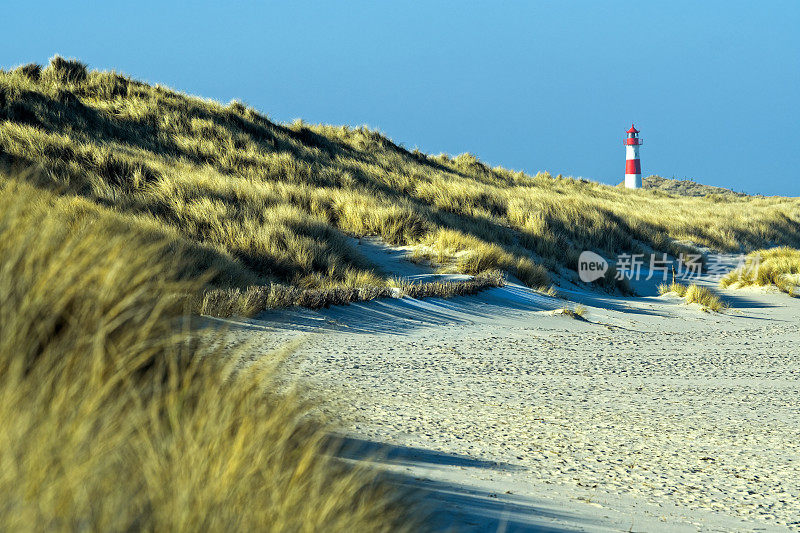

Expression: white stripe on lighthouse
xmin=625 ymin=173 xmax=642 ymax=189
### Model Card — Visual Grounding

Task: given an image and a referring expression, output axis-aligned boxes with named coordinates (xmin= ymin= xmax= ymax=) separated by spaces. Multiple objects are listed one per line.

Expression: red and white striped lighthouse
xmin=624 ymin=124 xmax=643 ymax=189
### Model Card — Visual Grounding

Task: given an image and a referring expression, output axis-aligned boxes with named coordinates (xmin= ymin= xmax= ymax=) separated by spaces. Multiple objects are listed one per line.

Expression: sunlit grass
xmin=0 ymin=180 xmax=415 ymax=531
xmin=658 ymin=282 xmax=688 ymax=297
xmin=2 ymin=56 xmax=800 ymax=315
xmin=556 ymin=304 xmax=587 ymax=319
xmin=720 ymin=247 xmax=800 ymax=296
xmin=684 ymin=284 xmax=726 ymax=312
xmin=659 ymin=281 xmax=725 ymax=312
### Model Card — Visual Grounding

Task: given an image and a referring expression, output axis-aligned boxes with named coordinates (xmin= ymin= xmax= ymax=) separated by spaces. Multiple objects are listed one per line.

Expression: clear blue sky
xmin=3 ymin=1 xmax=799 ymax=195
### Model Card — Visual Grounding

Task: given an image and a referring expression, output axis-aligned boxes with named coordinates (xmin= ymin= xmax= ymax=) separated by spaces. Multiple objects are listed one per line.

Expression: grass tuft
xmin=661 ymin=281 xmax=725 ymax=312
xmin=42 ymin=54 xmax=88 ymax=84
xmin=14 ymin=62 xmax=41 ymax=81
xmin=720 ymin=247 xmax=800 ymax=296
xmin=557 ymin=304 xmax=587 ymax=319
xmin=684 ymin=284 xmax=726 ymax=312
xmin=658 ymin=282 xmax=688 ymax=297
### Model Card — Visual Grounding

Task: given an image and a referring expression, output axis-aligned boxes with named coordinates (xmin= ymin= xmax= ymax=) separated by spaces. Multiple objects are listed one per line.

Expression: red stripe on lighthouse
xmin=626 ymin=159 xmax=641 ymax=174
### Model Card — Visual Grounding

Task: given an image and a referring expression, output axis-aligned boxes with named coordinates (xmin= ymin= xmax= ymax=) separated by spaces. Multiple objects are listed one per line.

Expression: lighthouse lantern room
xmin=624 ymin=124 xmax=643 ymax=189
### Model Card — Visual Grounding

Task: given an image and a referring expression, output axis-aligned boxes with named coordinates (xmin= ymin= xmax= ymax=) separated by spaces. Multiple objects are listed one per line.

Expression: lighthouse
xmin=624 ymin=124 xmax=643 ymax=189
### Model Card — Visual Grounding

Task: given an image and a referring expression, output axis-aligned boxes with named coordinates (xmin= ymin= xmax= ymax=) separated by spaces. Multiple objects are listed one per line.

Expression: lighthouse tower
xmin=624 ymin=124 xmax=643 ymax=189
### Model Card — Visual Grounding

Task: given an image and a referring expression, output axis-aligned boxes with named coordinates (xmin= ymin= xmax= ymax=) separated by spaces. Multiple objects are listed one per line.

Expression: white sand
xmin=220 ymin=243 xmax=800 ymax=532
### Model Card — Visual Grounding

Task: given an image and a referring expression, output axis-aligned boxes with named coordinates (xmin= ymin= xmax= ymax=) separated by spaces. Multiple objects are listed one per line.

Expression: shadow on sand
xmin=328 ymin=436 xmax=595 ymax=532
xmin=332 ymin=435 xmax=523 ymax=471
xmin=238 ymin=282 xmax=674 ymax=336
xmin=208 ymin=265 xmax=782 ymax=338
xmin=226 ymin=283 xmax=567 ymax=336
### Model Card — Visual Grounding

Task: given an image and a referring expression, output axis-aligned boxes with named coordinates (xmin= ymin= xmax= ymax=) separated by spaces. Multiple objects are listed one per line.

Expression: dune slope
xmin=2 ymin=56 xmax=800 ymax=303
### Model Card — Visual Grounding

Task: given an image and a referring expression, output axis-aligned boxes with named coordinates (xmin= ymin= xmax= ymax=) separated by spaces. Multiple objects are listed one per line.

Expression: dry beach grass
xmin=2 ymin=57 xmax=800 ymax=316
xmin=0 ymin=182 xmax=415 ymax=531
xmin=721 ymin=247 xmax=800 ymax=296
xmin=200 ymin=269 xmax=505 ymax=317
xmin=658 ymin=281 xmax=726 ymax=311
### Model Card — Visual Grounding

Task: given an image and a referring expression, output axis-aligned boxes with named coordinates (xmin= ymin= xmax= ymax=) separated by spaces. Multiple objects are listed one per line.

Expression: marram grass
xmin=683 ymin=284 xmax=726 ymax=312
xmin=658 ymin=282 xmax=688 ymax=297
xmin=198 ymin=270 xmax=505 ymax=317
xmin=720 ymin=247 xmax=800 ymax=296
xmin=658 ymin=281 xmax=726 ymax=312
xmin=2 ymin=56 xmax=800 ymax=313
xmin=0 ymin=181 xmax=417 ymax=531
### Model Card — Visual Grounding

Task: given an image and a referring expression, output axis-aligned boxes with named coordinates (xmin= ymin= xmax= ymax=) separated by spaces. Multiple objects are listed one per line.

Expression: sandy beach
xmin=221 ymin=242 xmax=800 ymax=532
xmin=4 ymin=11 xmax=799 ymax=529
